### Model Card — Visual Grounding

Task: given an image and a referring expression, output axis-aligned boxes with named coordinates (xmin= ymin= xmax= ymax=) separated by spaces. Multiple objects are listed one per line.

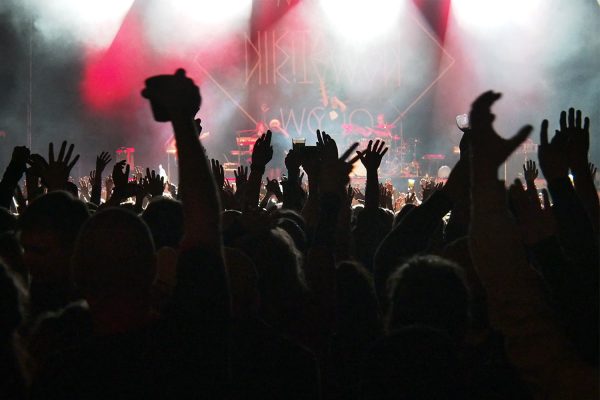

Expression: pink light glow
xmin=82 ymin=9 xmax=148 ymax=113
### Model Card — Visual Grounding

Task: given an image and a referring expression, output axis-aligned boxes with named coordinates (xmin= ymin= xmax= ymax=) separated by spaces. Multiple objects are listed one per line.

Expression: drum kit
xmin=341 ymin=122 xmax=420 ymax=177
xmin=229 ymin=119 xmax=423 ymax=177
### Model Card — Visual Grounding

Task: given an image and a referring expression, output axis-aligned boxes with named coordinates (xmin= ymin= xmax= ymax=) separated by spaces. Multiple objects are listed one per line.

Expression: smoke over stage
xmin=0 ymin=0 xmax=598 ymax=188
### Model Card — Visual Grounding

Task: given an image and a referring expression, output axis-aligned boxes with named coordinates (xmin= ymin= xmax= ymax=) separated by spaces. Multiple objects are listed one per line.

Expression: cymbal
xmin=371 ymin=130 xmax=392 ymax=137
xmin=422 ymin=154 xmax=445 ymax=160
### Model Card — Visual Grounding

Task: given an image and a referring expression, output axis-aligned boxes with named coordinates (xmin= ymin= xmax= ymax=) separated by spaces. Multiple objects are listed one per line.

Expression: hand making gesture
xmin=28 ymin=141 xmax=80 ymax=191
xmin=356 ymin=139 xmax=388 ymax=172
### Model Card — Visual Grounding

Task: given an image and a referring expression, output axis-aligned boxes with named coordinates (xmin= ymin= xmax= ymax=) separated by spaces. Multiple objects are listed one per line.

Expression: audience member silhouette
xmin=0 ymin=68 xmax=596 ymax=400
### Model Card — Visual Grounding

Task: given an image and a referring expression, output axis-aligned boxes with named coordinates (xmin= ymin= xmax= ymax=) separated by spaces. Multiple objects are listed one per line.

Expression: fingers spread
xmin=67 ymin=154 xmax=80 ymax=170
xmin=49 ymin=142 xmax=55 ymax=163
xmin=64 ymin=143 xmax=74 ymax=164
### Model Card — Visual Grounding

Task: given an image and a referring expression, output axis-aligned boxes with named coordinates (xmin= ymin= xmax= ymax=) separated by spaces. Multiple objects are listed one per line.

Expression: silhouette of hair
xmin=235 ymin=227 xmax=306 ymax=327
xmin=336 ymin=261 xmax=382 ymax=336
xmin=270 ymin=209 xmax=306 ymax=234
xmin=71 ymin=208 xmax=156 ymax=297
xmin=65 ymin=182 xmax=79 ymax=199
xmin=274 ymin=217 xmax=307 ymax=253
xmin=142 ymin=197 xmax=184 ymax=249
xmin=19 ymin=191 xmax=89 ymax=249
xmin=387 ymin=255 xmax=470 ymax=341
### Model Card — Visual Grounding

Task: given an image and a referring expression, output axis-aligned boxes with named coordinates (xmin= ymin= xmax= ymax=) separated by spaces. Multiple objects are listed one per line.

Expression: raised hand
xmin=469 ymin=91 xmax=532 ymax=176
xmin=166 ymin=181 xmax=178 ymax=198
xmin=405 ymin=191 xmax=417 ymax=205
xmin=144 ymin=168 xmax=165 ymax=197
xmin=251 ymin=131 xmax=273 ymax=170
xmin=79 ymin=177 xmax=91 ymax=199
xmin=211 ymin=159 xmax=225 ymax=189
xmin=538 ymin=119 xmax=569 ymax=181
xmin=560 ymin=108 xmax=590 ymax=173
xmin=104 ymin=175 xmax=114 ymax=197
xmin=29 ymin=141 xmax=80 ymax=191
xmin=318 ymin=142 xmax=359 ymax=195
xmin=509 ymin=179 xmax=556 ymax=245
xmin=223 ymin=178 xmax=234 ymax=194
xmin=141 ymin=68 xmax=201 ymax=121
xmin=11 ymin=146 xmax=30 ymax=170
xmin=96 ymin=151 xmax=112 ymax=175
xmin=112 ymin=160 xmax=130 ymax=191
xmin=234 ymin=165 xmax=248 ymax=189
xmin=353 ymin=186 xmax=365 ymax=201
xmin=421 ymin=178 xmax=443 ymax=202
xmin=346 ymin=185 xmax=355 ymax=206
xmin=22 ymin=168 xmax=40 ymax=204
xmin=14 ymin=185 xmax=26 ymax=213
xmin=523 ymin=160 xmax=539 ymax=186
xmin=0 ymin=146 xmax=31 ymax=209
xmin=265 ymin=178 xmax=283 ymax=200
xmin=316 ymin=129 xmax=338 ymax=163
xmin=285 ymin=148 xmax=302 ymax=173
xmin=356 ymin=140 xmax=388 ymax=171
xmin=300 ymin=150 xmax=321 ymax=183
xmin=134 ymin=166 xmax=144 ymax=182
xmin=378 ymin=183 xmax=393 ymax=209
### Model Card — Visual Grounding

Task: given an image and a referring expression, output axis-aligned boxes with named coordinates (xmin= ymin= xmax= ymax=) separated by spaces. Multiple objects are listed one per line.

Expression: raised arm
xmin=90 ymin=152 xmax=111 ymax=205
xmin=356 ymin=140 xmax=388 ymax=210
xmin=173 ymin=115 xmax=221 ymax=251
xmin=0 ymin=146 xmax=30 ymax=209
xmin=538 ymin=114 xmax=597 ymax=265
xmin=304 ymin=139 xmax=358 ymax=354
xmin=28 ymin=141 xmax=80 ymax=193
xmin=563 ymin=108 xmax=599 ymax=233
xmin=142 ymin=68 xmax=230 ymax=396
xmin=142 ymin=70 xmax=221 ymax=252
xmin=467 ymin=91 xmax=596 ymax=399
xmin=244 ymin=132 xmax=273 ymax=211
xmin=523 ymin=160 xmax=538 ymax=192
xmin=281 ymin=149 xmax=305 ymax=211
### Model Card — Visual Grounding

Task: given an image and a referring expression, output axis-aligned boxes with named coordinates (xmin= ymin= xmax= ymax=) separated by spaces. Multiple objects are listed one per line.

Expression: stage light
xmin=147 ymin=0 xmax=252 ymax=31
xmin=170 ymin=0 xmax=253 ymax=25
xmin=144 ymin=0 xmax=252 ymax=52
xmin=451 ymin=0 xmax=542 ymax=30
xmin=319 ymin=0 xmax=404 ymax=42
xmin=30 ymin=0 xmax=135 ymax=48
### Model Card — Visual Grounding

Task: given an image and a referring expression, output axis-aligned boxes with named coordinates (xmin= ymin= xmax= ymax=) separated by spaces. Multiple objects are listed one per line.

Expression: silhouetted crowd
xmin=0 ymin=69 xmax=598 ymax=399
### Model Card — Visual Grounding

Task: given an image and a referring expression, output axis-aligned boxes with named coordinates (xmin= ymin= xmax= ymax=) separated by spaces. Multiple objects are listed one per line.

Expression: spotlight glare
xmin=452 ymin=0 xmax=542 ymax=30
xmin=320 ymin=0 xmax=404 ymax=42
xmin=145 ymin=0 xmax=252 ymax=52
xmin=170 ymin=0 xmax=253 ymax=25
xmin=31 ymin=0 xmax=135 ymax=48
